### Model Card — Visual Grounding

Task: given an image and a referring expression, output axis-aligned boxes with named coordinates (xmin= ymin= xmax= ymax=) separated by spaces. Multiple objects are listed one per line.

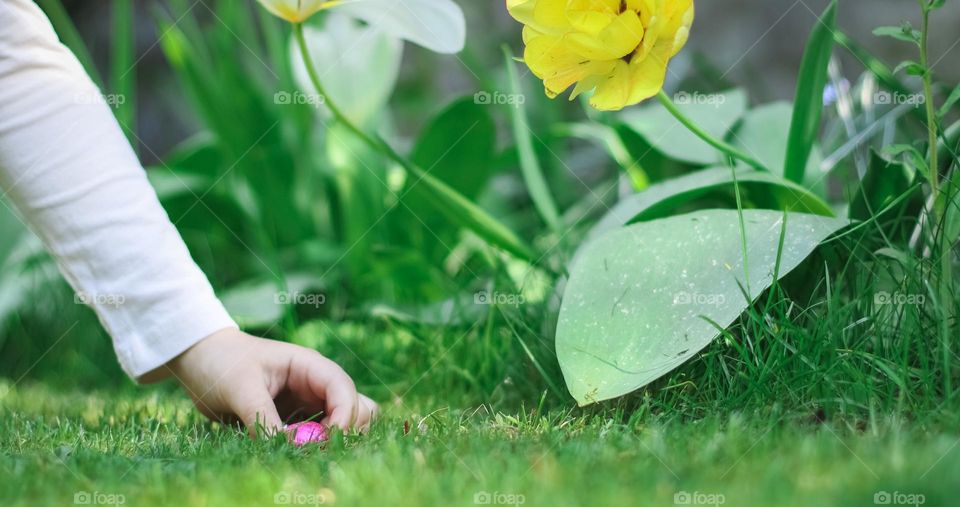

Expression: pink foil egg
xmin=286 ymin=421 xmax=328 ymax=446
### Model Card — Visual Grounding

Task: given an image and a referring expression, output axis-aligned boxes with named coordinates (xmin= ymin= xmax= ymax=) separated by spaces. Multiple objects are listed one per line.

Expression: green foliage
xmin=559 ymin=210 xmax=847 ymax=404
xmin=784 ymin=1 xmax=837 ymax=183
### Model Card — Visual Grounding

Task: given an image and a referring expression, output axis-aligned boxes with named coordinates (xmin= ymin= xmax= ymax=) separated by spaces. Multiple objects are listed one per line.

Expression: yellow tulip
xmin=255 ymin=0 xmax=342 ymax=23
xmin=506 ymin=0 xmax=694 ymax=111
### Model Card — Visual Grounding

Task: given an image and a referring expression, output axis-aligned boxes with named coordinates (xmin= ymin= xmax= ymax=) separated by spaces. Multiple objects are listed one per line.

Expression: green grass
xmin=1 ymin=382 xmax=958 ymax=507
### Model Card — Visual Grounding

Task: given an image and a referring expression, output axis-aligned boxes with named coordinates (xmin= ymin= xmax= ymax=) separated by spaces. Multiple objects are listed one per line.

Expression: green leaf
xmin=942 ymin=170 xmax=960 ymax=246
xmin=401 ymin=97 xmax=498 ymax=264
xmin=620 ymin=89 xmax=748 ymax=166
xmin=872 ymin=25 xmax=920 ymax=45
xmin=893 ymin=60 xmax=925 ymax=76
xmin=849 ymin=150 xmax=917 ymax=221
xmin=557 ymin=209 xmax=848 ymax=405
xmin=110 ymin=0 xmax=136 ymax=144
xmin=784 ymin=1 xmax=837 ymax=183
xmin=732 ymin=101 xmax=824 ymax=185
xmin=408 ymin=165 xmax=536 ymax=262
xmin=221 ymin=274 xmax=326 ymax=329
xmin=504 ymin=47 xmax=562 ymax=232
xmin=937 ymin=84 xmax=960 ymax=120
xmin=884 ymin=144 xmax=930 ymax=181
xmin=582 ymin=167 xmax=835 ymax=249
xmin=409 ymin=98 xmax=496 ymax=201
xmin=555 ymin=122 xmax=650 ymax=189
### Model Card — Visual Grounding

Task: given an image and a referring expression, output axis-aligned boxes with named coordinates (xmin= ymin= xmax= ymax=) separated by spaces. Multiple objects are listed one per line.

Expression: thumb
xmin=231 ymin=384 xmax=283 ymax=437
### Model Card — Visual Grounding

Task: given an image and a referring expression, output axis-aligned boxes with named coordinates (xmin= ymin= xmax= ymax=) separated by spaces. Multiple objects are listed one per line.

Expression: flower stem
xmin=919 ymin=5 xmax=954 ymax=395
xmin=292 ymin=23 xmax=536 ymax=262
xmin=656 ymin=90 xmax=769 ymax=172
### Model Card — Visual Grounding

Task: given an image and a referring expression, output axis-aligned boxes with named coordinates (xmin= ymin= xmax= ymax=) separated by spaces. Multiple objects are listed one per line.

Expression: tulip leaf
xmin=401 ymin=97 xmax=498 ymax=261
xmin=620 ymin=89 xmax=748 ymax=166
xmin=407 ymin=165 xmax=536 ymax=262
xmin=784 ymin=1 xmax=837 ymax=184
xmin=557 ymin=209 xmax=848 ymax=405
xmin=849 ymin=150 xmax=917 ymax=221
xmin=732 ymin=102 xmax=824 ymax=186
xmin=581 ymin=167 xmax=835 ymax=249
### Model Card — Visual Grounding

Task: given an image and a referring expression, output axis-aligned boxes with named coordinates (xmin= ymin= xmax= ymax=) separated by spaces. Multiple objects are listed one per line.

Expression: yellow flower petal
xmin=564 ymin=10 xmax=644 ymax=61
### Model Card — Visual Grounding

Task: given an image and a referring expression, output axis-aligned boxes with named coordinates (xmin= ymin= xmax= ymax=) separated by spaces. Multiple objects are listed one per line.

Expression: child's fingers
xmin=233 ymin=386 xmax=283 ymax=436
xmin=302 ymin=354 xmax=358 ymax=431
xmin=355 ymin=393 xmax=379 ymax=432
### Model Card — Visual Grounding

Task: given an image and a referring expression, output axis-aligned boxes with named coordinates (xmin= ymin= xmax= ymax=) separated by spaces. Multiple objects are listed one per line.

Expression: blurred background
xmin=55 ymin=0 xmax=960 ymax=162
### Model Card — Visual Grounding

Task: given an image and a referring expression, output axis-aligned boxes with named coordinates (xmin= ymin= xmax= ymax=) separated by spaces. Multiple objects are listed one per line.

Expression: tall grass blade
xmin=503 ymin=47 xmax=562 ymax=233
xmin=784 ymin=1 xmax=837 ymax=183
xmin=111 ymin=0 xmax=136 ymax=146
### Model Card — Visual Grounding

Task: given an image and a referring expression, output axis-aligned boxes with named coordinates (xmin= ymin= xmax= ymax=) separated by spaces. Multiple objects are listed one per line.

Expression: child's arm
xmin=0 ymin=0 xmax=374 ymax=432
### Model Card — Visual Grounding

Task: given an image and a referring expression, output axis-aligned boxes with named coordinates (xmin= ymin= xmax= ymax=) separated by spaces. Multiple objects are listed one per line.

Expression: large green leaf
xmin=784 ymin=1 xmax=837 ymax=183
xmin=583 ymin=167 xmax=834 ymax=249
xmin=620 ymin=89 xmax=748 ymax=166
xmin=558 ymin=209 xmax=848 ymax=405
xmin=409 ymin=98 xmax=496 ymax=202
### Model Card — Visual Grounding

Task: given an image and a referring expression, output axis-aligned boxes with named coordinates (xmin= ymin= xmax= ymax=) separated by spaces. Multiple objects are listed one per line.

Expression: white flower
xmin=287 ymin=0 xmax=466 ymax=125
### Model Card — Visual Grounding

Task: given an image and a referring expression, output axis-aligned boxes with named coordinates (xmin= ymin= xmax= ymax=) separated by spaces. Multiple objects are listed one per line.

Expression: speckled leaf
xmin=619 ymin=89 xmax=748 ymax=166
xmin=557 ymin=209 xmax=848 ymax=405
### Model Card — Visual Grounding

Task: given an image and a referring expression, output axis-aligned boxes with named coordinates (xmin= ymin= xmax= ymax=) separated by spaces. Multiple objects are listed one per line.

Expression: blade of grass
xmin=111 ymin=0 xmax=136 ymax=147
xmin=502 ymin=46 xmax=562 ymax=234
xmin=784 ymin=0 xmax=837 ymax=184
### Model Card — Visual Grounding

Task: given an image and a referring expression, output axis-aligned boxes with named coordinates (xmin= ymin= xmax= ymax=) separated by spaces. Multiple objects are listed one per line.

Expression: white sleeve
xmin=0 ymin=0 xmax=238 ymax=379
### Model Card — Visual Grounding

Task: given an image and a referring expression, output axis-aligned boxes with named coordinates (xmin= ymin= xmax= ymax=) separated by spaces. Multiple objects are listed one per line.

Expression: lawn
xmin=2 ymin=381 xmax=957 ymax=507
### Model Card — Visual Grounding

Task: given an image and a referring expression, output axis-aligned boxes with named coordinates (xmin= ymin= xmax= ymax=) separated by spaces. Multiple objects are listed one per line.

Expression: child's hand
xmin=166 ymin=328 xmax=378 ymax=435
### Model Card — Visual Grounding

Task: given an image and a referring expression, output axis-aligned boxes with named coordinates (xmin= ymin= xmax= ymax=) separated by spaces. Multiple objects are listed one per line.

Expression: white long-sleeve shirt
xmin=0 ymin=0 xmax=237 ymax=379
